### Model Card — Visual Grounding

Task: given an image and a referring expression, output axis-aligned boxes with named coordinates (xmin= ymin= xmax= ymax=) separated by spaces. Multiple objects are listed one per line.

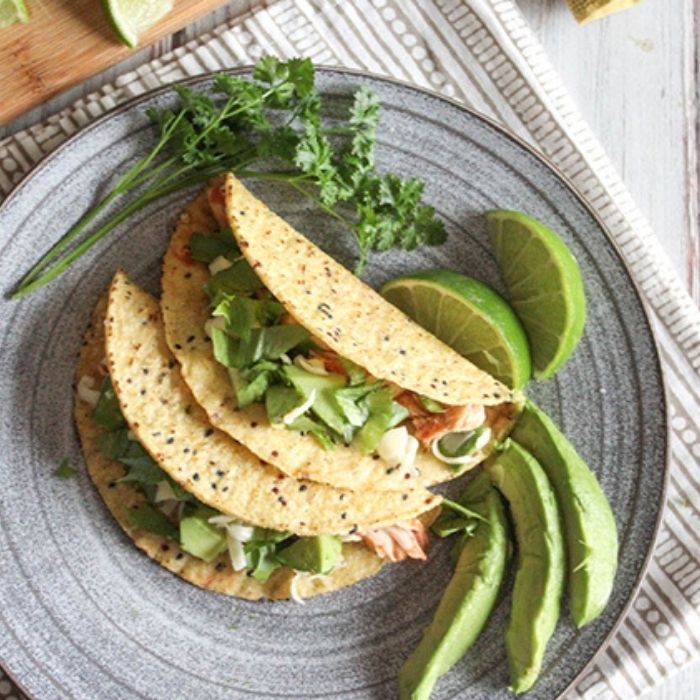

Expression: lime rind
xmin=0 ymin=0 xmax=29 ymax=29
xmin=101 ymin=0 xmax=174 ymax=48
xmin=486 ymin=210 xmax=586 ymax=381
xmin=381 ymin=270 xmax=532 ymax=389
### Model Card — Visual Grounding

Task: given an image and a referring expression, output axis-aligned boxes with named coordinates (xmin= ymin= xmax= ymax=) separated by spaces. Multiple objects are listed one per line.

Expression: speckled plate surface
xmin=0 ymin=70 xmax=667 ymax=700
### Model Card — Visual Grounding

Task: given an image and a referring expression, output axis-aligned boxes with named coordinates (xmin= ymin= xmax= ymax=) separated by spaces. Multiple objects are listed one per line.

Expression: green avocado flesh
xmin=180 ymin=507 xmax=228 ymax=563
xmin=486 ymin=441 xmax=565 ymax=694
xmin=510 ymin=401 xmax=618 ymax=627
xmin=398 ymin=473 xmax=510 ymax=699
xmin=276 ymin=535 xmax=342 ymax=575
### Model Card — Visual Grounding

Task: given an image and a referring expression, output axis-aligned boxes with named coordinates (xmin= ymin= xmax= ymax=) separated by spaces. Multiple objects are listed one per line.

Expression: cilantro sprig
xmin=13 ymin=57 xmax=445 ymax=298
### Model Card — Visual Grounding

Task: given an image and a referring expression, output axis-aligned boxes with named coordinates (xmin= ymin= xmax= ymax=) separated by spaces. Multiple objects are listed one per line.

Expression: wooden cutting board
xmin=0 ymin=0 xmax=228 ymax=126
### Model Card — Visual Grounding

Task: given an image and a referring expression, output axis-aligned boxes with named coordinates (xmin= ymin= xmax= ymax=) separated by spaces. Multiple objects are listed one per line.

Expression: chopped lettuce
xmin=356 ymin=387 xmax=409 ymax=454
xmin=286 ymin=415 xmax=337 ymax=450
xmin=283 ymin=365 xmax=347 ymax=434
xmin=265 ymin=385 xmax=303 ymax=423
xmin=340 ymin=357 xmax=366 ymax=385
xmin=213 ymin=295 xmax=285 ymax=341
xmin=205 ymin=258 xmax=265 ymax=298
xmin=243 ymin=528 xmax=294 ymax=581
xmin=213 ymin=325 xmax=309 ymax=369
xmin=332 ymin=384 xmax=376 ymax=427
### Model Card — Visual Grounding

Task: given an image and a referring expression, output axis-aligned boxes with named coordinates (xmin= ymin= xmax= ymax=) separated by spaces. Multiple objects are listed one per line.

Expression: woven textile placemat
xmin=1 ymin=1 xmax=699 ymax=698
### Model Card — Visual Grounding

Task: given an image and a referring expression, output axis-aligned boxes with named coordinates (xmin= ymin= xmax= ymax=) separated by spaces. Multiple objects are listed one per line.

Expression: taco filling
xmin=79 ymin=371 xmax=429 ymax=587
xmin=194 ymin=183 xmax=514 ymax=475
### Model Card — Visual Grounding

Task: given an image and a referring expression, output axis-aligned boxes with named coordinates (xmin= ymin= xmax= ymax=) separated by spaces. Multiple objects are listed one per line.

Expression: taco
xmin=78 ymin=272 xmax=439 ymax=600
xmin=76 ymin=295 xmax=387 ymax=600
xmin=160 ymin=177 xmax=520 ymax=493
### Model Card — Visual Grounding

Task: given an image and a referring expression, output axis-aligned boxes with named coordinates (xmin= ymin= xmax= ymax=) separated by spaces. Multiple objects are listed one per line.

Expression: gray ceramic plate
xmin=0 ymin=69 xmax=666 ymax=700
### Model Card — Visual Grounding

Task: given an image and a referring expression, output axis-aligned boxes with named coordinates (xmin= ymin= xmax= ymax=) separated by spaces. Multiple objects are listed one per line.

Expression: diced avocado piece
xmin=486 ymin=440 xmax=565 ymax=694
xmin=356 ymin=387 xmax=409 ymax=454
xmin=283 ymin=365 xmax=346 ymax=433
xmin=180 ymin=507 xmax=228 ymax=563
xmin=276 ymin=535 xmax=342 ymax=574
xmin=510 ymin=400 xmax=618 ymax=627
xmin=399 ymin=473 xmax=510 ymax=699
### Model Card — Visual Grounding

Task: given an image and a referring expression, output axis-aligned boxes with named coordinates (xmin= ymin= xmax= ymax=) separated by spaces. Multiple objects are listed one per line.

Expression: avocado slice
xmin=398 ymin=473 xmax=510 ymax=700
xmin=510 ymin=401 xmax=618 ymax=627
xmin=486 ymin=440 xmax=565 ymax=694
xmin=283 ymin=365 xmax=346 ymax=433
xmin=180 ymin=507 xmax=228 ymax=563
xmin=276 ymin=535 xmax=342 ymax=574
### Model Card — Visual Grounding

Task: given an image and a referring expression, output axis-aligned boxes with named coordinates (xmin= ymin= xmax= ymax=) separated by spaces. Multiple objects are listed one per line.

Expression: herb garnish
xmin=53 ymin=458 xmax=77 ymax=479
xmin=13 ymin=57 xmax=445 ymax=299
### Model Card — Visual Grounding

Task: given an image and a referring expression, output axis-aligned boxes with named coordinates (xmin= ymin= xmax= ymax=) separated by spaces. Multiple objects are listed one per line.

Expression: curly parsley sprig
xmin=13 ymin=57 xmax=445 ymax=298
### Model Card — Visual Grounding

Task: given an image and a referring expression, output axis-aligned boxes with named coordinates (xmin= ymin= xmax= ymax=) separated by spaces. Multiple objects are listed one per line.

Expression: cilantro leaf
xmin=54 ymin=459 xmax=77 ymax=479
xmin=92 ymin=378 xmax=126 ymax=431
xmin=16 ymin=55 xmax=447 ymax=299
xmin=127 ymin=504 xmax=179 ymax=539
xmin=189 ymin=229 xmax=239 ymax=263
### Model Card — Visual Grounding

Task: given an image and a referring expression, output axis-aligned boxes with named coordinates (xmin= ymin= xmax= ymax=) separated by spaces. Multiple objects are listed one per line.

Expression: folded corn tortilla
xmin=105 ymin=270 xmax=441 ymax=535
xmin=76 ymin=293 xmax=384 ymax=601
xmin=224 ymin=173 xmax=511 ymax=406
xmin=161 ymin=188 xmax=519 ymax=492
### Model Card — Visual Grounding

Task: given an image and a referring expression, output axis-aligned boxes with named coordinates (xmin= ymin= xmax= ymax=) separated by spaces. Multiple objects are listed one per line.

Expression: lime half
xmin=0 ymin=0 xmax=29 ymax=29
xmin=102 ymin=0 xmax=174 ymax=48
xmin=486 ymin=210 xmax=586 ymax=381
xmin=381 ymin=270 xmax=532 ymax=389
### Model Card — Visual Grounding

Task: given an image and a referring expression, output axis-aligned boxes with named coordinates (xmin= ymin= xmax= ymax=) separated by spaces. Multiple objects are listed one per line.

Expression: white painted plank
xmin=519 ymin=0 xmax=699 ymax=304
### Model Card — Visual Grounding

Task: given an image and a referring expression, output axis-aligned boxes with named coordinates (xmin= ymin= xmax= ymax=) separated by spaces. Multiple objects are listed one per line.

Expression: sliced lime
xmin=0 ymin=0 xmax=29 ymax=29
xmin=381 ymin=270 xmax=532 ymax=389
xmin=101 ymin=0 xmax=174 ymax=48
xmin=486 ymin=210 xmax=586 ymax=381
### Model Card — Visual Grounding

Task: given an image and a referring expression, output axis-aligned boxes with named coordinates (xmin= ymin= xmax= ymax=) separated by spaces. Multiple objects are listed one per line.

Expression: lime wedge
xmin=0 ymin=0 xmax=29 ymax=29
xmin=486 ymin=210 xmax=586 ymax=381
xmin=101 ymin=0 xmax=174 ymax=48
xmin=381 ymin=270 xmax=532 ymax=389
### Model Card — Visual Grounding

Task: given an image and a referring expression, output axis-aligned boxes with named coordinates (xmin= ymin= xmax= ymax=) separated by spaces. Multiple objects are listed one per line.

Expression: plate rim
xmin=0 ymin=65 xmax=670 ymax=700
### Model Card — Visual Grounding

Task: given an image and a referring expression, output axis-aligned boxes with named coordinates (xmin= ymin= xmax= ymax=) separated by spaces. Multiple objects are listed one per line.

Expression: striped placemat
xmin=1 ymin=1 xmax=699 ymax=698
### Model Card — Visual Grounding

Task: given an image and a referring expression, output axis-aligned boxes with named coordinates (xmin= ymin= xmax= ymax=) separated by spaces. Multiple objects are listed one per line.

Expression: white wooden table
xmin=1 ymin=1 xmax=698 ymax=698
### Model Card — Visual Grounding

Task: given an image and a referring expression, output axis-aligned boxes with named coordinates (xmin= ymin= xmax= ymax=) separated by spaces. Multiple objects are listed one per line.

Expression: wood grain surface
xmin=0 ymin=0 xmax=229 ymax=125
